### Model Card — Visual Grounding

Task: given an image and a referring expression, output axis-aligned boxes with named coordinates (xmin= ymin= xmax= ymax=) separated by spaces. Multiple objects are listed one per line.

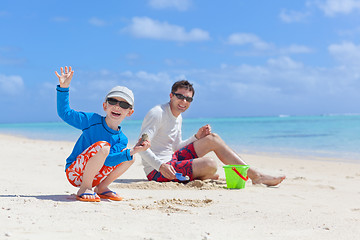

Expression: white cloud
xmin=65 ymin=59 xmax=360 ymax=117
xmin=227 ymin=33 xmax=272 ymax=50
xmin=124 ymin=54 xmax=141 ymax=65
xmin=328 ymin=41 xmax=360 ymax=65
xmin=0 ymin=74 xmax=24 ymax=95
xmin=75 ymin=69 xmax=173 ymax=93
xmin=124 ymin=17 xmax=210 ymax=42
xmin=279 ymin=44 xmax=312 ymax=54
xmin=316 ymin=0 xmax=360 ymax=16
xmin=228 ymin=33 xmax=311 ymax=55
xmin=337 ymin=26 xmax=360 ymax=36
xmin=267 ymin=56 xmax=304 ymax=69
xmin=186 ymin=55 xmax=360 ymax=104
xmin=89 ymin=17 xmax=106 ymax=27
xmin=279 ymin=9 xmax=310 ymax=23
xmin=134 ymin=71 xmax=171 ymax=83
xmin=282 ymin=1 xmax=360 ymax=22
xmin=148 ymin=0 xmax=192 ymax=11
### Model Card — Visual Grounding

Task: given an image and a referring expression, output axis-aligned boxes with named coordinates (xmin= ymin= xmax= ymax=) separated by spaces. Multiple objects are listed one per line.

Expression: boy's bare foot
xmin=76 ymin=188 xmax=100 ymax=201
xmin=251 ymin=174 xmax=286 ymax=187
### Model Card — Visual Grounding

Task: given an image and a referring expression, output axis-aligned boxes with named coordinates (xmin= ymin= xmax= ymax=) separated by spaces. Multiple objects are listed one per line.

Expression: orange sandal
xmin=97 ymin=191 xmax=123 ymax=201
xmin=76 ymin=193 xmax=101 ymax=202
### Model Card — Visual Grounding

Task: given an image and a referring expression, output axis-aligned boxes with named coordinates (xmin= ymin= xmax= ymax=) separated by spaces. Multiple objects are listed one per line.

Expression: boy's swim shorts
xmin=66 ymin=141 xmax=122 ymax=187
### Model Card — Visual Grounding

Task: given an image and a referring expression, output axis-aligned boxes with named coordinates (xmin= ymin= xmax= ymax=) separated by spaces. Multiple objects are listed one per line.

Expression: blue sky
xmin=1 ymin=0 xmax=360 ymax=123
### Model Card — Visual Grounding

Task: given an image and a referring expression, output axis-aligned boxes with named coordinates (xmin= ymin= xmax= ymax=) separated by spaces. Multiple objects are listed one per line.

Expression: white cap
xmin=105 ymin=86 xmax=134 ymax=107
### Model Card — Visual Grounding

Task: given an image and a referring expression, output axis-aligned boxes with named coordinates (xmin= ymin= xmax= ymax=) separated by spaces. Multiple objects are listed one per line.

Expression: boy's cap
xmin=105 ymin=86 xmax=134 ymax=107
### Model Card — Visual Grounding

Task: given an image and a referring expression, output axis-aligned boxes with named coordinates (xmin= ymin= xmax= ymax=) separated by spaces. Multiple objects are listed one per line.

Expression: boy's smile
xmin=103 ymin=97 xmax=134 ymax=130
xmin=111 ymin=110 xmax=121 ymax=118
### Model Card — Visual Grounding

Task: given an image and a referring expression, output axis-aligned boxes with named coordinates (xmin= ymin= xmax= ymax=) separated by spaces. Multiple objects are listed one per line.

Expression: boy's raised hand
xmin=55 ymin=66 xmax=74 ymax=88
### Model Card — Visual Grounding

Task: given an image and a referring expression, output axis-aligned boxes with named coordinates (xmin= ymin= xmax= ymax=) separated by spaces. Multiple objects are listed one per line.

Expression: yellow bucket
xmin=223 ymin=165 xmax=249 ymax=189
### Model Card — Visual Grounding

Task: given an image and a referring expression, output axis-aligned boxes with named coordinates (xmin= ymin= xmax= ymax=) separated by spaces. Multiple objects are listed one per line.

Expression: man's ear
xmin=103 ymin=102 xmax=107 ymax=111
xmin=127 ymin=109 xmax=134 ymax=116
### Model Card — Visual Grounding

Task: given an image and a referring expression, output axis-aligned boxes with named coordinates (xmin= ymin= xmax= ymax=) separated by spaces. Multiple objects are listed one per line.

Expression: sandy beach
xmin=0 ymin=133 xmax=359 ymax=240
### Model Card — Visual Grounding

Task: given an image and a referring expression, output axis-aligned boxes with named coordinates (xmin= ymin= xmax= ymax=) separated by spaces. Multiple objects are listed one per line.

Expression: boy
xmin=56 ymin=66 xmax=150 ymax=202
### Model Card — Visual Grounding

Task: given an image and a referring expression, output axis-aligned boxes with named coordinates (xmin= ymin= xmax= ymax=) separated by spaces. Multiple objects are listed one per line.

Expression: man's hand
xmin=195 ymin=124 xmax=211 ymax=139
xmin=159 ymin=163 xmax=176 ymax=180
xmin=55 ymin=66 xmax=74 ymax=88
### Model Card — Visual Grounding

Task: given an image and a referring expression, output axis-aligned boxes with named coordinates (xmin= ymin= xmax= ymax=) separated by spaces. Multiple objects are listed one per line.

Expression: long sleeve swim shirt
xmin=138 ymin=102 xmax=197 ymax=175
xmin=57 ymin=85 xmax=132 ymax=170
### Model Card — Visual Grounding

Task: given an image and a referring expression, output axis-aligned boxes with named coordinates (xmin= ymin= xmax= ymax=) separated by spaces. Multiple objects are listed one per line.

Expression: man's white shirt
xmin=139 ymin=102 xmax=197 ymax=175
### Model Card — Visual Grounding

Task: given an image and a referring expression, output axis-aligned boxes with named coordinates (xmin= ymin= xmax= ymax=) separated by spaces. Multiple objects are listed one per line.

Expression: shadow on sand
xmin=113 ymin=178 xmax=148 ymax=184
xmin=0 ymin=194 xmax=75 ymax=202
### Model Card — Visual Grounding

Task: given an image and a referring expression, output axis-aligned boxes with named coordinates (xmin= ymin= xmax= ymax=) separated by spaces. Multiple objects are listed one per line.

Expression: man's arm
xmin=140 ymin=147 xmax=177 ymax=180
xmin=172 ymin=116 xmax=198 ymax=151
xmin=138 ymin=108 xmax=165 ymax=171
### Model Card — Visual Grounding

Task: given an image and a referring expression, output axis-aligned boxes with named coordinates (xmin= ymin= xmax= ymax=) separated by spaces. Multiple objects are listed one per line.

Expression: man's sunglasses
xmin=171 ymin=92 xmax=193 ymax=102
xmin=107 ymin=98 xmax=132 ymax=109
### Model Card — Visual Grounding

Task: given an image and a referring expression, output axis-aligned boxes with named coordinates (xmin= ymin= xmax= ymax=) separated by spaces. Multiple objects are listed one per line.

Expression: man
xmin=139 ymin=80 xmax=285 ymax=186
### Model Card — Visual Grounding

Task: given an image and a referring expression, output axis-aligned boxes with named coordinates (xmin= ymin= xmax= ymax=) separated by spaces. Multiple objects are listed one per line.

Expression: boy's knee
xmin=128 ymin=158 xmax=135 ymax=165
xmin=96 ymin=142 xmax=110 ymax=156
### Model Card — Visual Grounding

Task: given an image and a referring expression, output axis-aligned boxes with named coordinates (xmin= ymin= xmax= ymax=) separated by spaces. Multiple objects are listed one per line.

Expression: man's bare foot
xmin=251 ymin=174 xmax=286 ymax=187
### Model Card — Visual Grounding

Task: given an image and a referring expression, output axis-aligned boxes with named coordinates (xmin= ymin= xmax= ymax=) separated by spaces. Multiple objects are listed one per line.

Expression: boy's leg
xmin=193 ymin=133 xmax=285 ymax=186
xmin=66 ymin=141 xmax=111 ymax=200
xmin=94 ymin=159 xmax=135 ymax=198
xmin=78 ymin=144 xmax=110 ymax=199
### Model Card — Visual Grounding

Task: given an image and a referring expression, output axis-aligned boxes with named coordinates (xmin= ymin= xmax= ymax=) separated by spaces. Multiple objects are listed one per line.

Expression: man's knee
xmin=204 ymin=133 xmax=223 ymax=145
xmin=202 ymin=157 xmax=218 ymax=172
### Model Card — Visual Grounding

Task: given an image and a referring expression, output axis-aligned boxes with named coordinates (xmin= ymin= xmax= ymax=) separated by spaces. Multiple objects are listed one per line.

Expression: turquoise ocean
xmin=0 ymin=115 xmax=359 ymax=162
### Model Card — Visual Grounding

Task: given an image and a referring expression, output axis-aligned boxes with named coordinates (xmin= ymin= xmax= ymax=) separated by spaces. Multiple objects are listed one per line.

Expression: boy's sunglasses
xmin=107 ymin=98 xmax=132 ymax=109
xmin=171 ymin=92 xmax=193 ymax=102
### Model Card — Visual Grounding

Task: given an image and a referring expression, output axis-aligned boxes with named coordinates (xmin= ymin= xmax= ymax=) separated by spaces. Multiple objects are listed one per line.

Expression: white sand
xmin=0 ymin=134 xmax=359 ymax=239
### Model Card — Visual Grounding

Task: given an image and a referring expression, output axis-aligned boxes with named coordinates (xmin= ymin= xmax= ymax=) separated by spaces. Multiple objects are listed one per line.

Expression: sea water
xmin=0 ymin=115 xmax=359 ymax=161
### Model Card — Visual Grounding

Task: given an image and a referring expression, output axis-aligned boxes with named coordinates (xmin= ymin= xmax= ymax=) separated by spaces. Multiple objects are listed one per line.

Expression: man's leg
xmin=147 ymin=143 xmax=213 ymax=182
xmin=193 ymin=133 xmax=285 ymax=186
xmin=192 ymin=157 xmax=219 ymax=180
